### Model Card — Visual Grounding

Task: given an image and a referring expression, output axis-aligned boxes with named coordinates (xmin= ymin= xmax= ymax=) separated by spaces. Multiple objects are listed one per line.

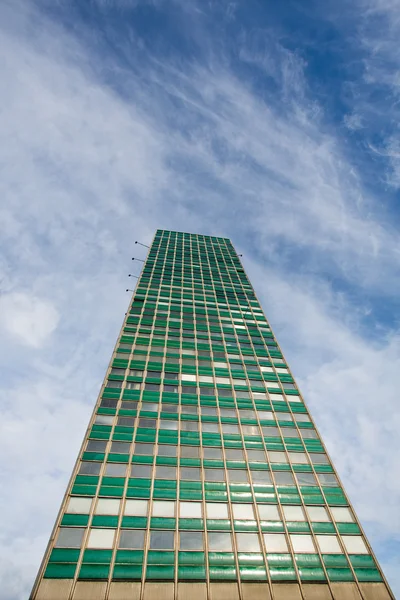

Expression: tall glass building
xmin=31 ymin=230 xmax=393 ymax=600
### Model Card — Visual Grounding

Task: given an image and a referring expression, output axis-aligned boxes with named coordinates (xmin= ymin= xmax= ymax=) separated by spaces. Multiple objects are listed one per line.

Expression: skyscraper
xmin=31 ymin=230 xmax=393 ymax=600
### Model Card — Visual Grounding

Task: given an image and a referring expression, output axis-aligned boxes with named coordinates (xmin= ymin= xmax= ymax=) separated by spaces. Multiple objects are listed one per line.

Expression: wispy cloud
xmin=1 ymin=0 xmax=400 ymax=597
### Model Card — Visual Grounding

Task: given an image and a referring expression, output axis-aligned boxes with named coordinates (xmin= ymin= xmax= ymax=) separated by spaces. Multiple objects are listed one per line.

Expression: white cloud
xmin=0 ymin=293 xmax=59 ymax=348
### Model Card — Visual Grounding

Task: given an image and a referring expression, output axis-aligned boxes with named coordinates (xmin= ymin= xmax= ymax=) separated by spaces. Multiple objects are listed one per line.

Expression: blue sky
xmin=1 ymin=0 xmax=400 ymax=597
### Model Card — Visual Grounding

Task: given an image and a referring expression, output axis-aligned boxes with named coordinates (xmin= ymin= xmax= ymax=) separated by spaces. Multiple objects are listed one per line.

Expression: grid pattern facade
xmin=31 ymin=230 xmax=393 ymax=600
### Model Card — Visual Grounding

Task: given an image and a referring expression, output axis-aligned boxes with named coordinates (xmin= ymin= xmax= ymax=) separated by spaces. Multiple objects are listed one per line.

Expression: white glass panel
xmin=307 ymin=507 xmax=330 ymax=522
xmin=260 ymin=367 xmax=274 ymax=372
xmin=282 ymin=506 xmax=306 ymax=521
xmin=95 ymin=415 xmax=114 ymax=425
xmin=199 ymin=375 xmax=214 ymax=383
xmin=290 ymin=534 xmax=316 ymax=553
xmin=95 ymin=499 xmax=121 ymax=515
xmin=124 ymin=499 xmax=148 ymax=516
xmin=87 ymin=528 xmax=115 ymax=548
xmin=206 ymin=503 xmax=229 ymax=519
xmin=208 ymin=532 xmax=232 ymax=551
xmin=66 ymin=497 xmax=92 ymax=514
xmin=258 ymin=411 xmax=274 ymax=419
xmin=342 ymin=536 xmax=369 ymax=554
xmin=276 ymin=368 xmax=289 ymax=374
xmin=288 ymin=452 xmax=308 ymax=464
xmin=266 ymin=382 xmax=280 ymax=388
xmin=232 ymin=504 xmax=254 ymax=520
xmin=258 ymin=505 xmax=280 ymax=520
xmin=181 ymin=374 xmax=196 ymax=382
xmin=55 ymin=528 xmax=85 ymax=548
xmin=269 ymin=451 xmax=288 ymax=463
xmin=214 ymin=362 xmax=228 ymax=368
xmin=264 ymin=533 xmax=288 ymax=552
xmin=316 ymin=535 xmax=342 ymax=553
xmin=216 ymin=377 xmax=231 ymax=384
xmin=180 ymin=502 xmax=202 ymax=518
xmin=236 ymin=533 xmax=260 ymax=552
xmin=152 ymin=501 xmax=175 ymax=517
xmin=331 ymin=507 xmax=354 ymax=523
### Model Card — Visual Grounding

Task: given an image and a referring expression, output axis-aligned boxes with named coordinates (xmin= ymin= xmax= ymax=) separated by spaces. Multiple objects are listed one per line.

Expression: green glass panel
xmin=146 ymin=565 xmax=175 ymax=579
xmin=71 ymin=485 xmax=97 ymax=496
xmin=49 ymin=548 xmax=80 ymax=563
xmin=178 ymin=552 xmax=205 ymax=565
xmin=126 ymin=488 xmax=151 ymax=499
xmin=286 ymin=522 xmax=311 ymax=533
xmin=82 ymin=452 xmax=105 ymax=461
xmin=311 ymin=522 xmax=336 ymax=534
xmin=115 ymin=550 xmax=143 ymax=564
xmin=239 ymin=566 xmax=267 ymax=581
xmin=44 ymin=563 xmax=77 ymax=579
xmin=260 ymin=521 xmax=285 ymax=533
xmin=178 ymin=566 xmax=206 ymax=580
xmin=208 ymin=553 xmax=235 ymax=565
xmin=238 ymin=553 xmax=265 ymax=566
xmin=147 ymin=551 xmax=175 ymax=564
xmin=269 ymin=567 xmax=297 ymax=581
xmin=78 ymin=564 xmax=110 ymax=579
xmin=209 ymin=566 xmax=237 ymax=580
xmin=349 ymin=555 xmax=376 ymax=568
xmin=206 ymin=519 xmax=232 ymax=531
xmin=355 ymin=568 xmax=383 ymax=582
xmin=153 ymin=488 xmax=177 ymax=500
xmin=150 ymin=518 xmax=176 ymax=529
xmin=327 ymin=568 xmax=355 ymax=581
xmin=337 ymin=523 xmax=361 ymax=534
xmin=322 ymin=554 xmax=349 ymax=567
xmin=179 ymin=518 xmax=204 ymax=530
xmin=121 ymin=516 xmax=147 ymax=528
xmin=179 ymin=490 xmax=203 ymax=501
xmin=295 ymin=554 xmax=321 ymax=568
xmin=233 ymin=520 xmax=258 ymax=532
xmin=99 ymin=486 xmax=124 ymax=497
xmin=61 ymin=514 xmax=89 ymax=527
xmin=113 ymin=564 xmax=142 ymax=579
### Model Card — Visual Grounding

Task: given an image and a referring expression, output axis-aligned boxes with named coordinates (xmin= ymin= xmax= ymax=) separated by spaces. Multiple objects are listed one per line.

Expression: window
xmin=331 ymin=507 xmax=354 ymax=523
xmin=119 ymin=529 xmax=145 ymax=549
xmin=208 ymin=532 xmax=232 ymax=551
xmin=268 ymin=451 xmax=287 ymax=463
xmin=236 ymin=533 xmax=260 ymax=552
xmin=288 ymin=452 xmax=308 ymax=464
xmin=95 ymin=499 xmax=121 ymax=515
xmin=318 ymin=473 xmax=339 ymax=487
xmin=274 ymin=472 xmax=295 ymax=485
xmin=66 ymin=497 xmax=92 ymax=514
xmin=105 ymin=463 xmax=127 ymax=477
xmin=310 ymin=453 xmax=330 ymax=465
xmin=158 ymin=445 xmax=177 ymax=457
xmin=150 ymin=531 xmax=175 ymax=550
xmin=307 ymin=507 xmax=330 ymax=522
xmin=152 ymin=501 xmax=175 ymax=517
xmin=79 ymin=462 xmax=101 ymax=476
xmin=156 ymin=466 xmax=176 ymax=479
xmin=232 ymin=504 xmax=254 ymax=520
xmin=258 ymin=505 xmax=280 ymax=521
xmin=316 ymin=535 xmax=342 ymax=553
xmin=296 ymin=473 xmax=317 ymax=486
xmin=131 ymin=464 xmax=152 ymax=478
xmin=228 ymin=470 xmax=248 ymax=483
xmin=204 ymin=469 xmax=225 ymax=481
xmin=180 ymin=531 xmax=203 ymax=550
xmin=247 ymin=449 xmax=265 ymax=462
xmin=263 ymin=533 xmax=288 ymax=552
xmin=86 ymin=440 xmax=107 ymax=452
xmin=95 ymin=415 xmax=114 ymax=425
xmin=282 ymin=506 xmax=305 ymax=521
xmin=225 ymin=449 xmax=244 ymax=460
xmin=124 ymin=500 xmax=148 ymax=516
xmin=290 ymin=534 xmax=316 ymax=553
xmin=55 ymin=528 xmax=85 ymax=548
xmin=87 ymin=528 xmax=115 ymax=549
xmin=134 ymin=443 xmax=154 ymax=455
xmin=180 ymin=502 xmax=202 ymax=518
xmin=111 ymin=442 xmax=131 ymax=454
xmin=342 ymin=536 xmax=369 ymax=554
xmin=206 ymin=503 xmax=229 ymax=519
xmin=180 ymin=467 xmax=201 ymax=480
xmin=181 ymin=446 xmax=199 ymax=458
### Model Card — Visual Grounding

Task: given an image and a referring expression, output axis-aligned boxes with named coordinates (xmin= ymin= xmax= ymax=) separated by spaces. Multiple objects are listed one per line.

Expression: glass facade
xmin=31 ymin=230 xmax=393 ymax=600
